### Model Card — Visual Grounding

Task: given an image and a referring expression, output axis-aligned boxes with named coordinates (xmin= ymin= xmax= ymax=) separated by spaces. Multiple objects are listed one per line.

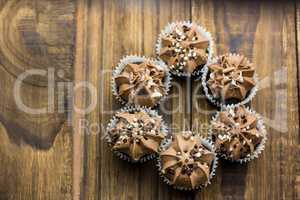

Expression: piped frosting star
xmin=115 ymin=60 xmax=167 ymax=107
xmin=159 ymin=132 xmax=215 ymax=189
xmin=210 ymin=105 xmax=263 ymax=161
xmin=159 ymin=24 xmax=209 ymax=74
xmin=108 ymin=110 xmax=166 ymax=161
xmin=207 ymin=54 xmax=256 ymax=101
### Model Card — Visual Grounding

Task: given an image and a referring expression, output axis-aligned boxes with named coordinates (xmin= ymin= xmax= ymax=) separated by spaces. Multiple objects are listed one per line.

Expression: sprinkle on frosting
xmin=159 ymin=24 xmax=209 ymax=74
xmin=210 ymin=105 xmax=263 ymax=161
xmin=207 ymin=54 xmax=256 ymax=101
xmin=115 ymin=60 xmax=167 ymax=107
xmin=160 ymin=132 xmax=215 ymax=189
xmin=108 ymin=110 xmax=165 ymax=161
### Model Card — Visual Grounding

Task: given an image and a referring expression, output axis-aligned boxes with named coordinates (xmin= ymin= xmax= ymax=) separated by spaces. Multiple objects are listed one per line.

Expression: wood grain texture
xmin=75 ymin=1 xmax=194 ymax=200
xmin=0 ymin=0 xmax=75 ymax=199
xmin=192 ymin=1 xmax=300 ymax=200
xmin=0 ymin=0 xmax=299 ymax=200
xmin=76 ymin=0 xmax=143 ymax=199
xmin=155 ymin=1 xmax=193 ymax=200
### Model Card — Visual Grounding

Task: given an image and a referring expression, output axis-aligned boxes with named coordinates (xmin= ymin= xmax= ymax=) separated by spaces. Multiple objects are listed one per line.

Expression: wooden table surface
xmin=0 ymin=0 xmax=299 ymax=199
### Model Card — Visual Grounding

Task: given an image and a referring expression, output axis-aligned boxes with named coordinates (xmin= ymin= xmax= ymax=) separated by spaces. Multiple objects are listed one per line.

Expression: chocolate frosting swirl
xmin=115 ymin=60 xmax=167 ymax=107
xmin=160 ymin=132 xmax=215 ymax=189
xmin=159 ymin=24 xmax=209 ymax=74
xmin=211 ymin=105 xmax=263 ymax=161
xmin=207 ymin=54 xmax=256 ymax=101
xmin=108 ymin=110 xmax=165 ymax=161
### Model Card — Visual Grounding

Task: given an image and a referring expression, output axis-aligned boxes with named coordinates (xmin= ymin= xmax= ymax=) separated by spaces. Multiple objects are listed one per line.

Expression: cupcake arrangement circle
xmin=105 ymin=21 xmax=267 ymax=191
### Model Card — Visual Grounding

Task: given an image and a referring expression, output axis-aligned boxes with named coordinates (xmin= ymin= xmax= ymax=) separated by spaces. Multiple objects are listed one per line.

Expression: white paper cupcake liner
xmin=105 ymin=105 xmax=170 ymax=163
xmin=155 ymin=21 xmax=214 ymax=77
xmin=111 ymin=55 xmax=172 ymax=108
xmin=202 ymin=53 xmax=258 ymax=108
xmin=157 ymin=135 xmax=218 ymax=190
xmin=208 ymin=105 xmax=267 ymax=164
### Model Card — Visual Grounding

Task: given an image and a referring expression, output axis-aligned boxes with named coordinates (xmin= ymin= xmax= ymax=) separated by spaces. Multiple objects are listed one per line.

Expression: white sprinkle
xmin=195 ymin=152 xmax=201 ymax=158
xmin=133 ymin=123 xmax=138 ymax=128
xmin=239 ymin=76 xmax=244 ymax=83
xmin=151 ymin=91 xmax=163 ymax=98
xmin=231 ymin=80 xmax=237 ymax=86
xmin=218 ymin=135 xmax=225 ymax=140
xmin=229 ymin=109 xmax=235 ymax=117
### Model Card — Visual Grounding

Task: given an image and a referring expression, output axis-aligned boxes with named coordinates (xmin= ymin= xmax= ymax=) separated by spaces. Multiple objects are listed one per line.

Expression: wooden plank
xmin=0 ymin=0 xmax=75 ymax=199
xmin=125 ymin=0 xmax=194 ymax=199
xmin=192 ymin=1 xmax=299 ymax=200
xmin=76 ymin=0 xmax=194 ymax=199
xmin=151 ymin=1 xmax=193 ymax=200
xmin=249 ymin=2 xmax=298 ymax=199
xmin=73 ymin=0 xmax=89 ymax=199
xmin=191 ymin=1 xmax=222 ymax=199
xmin=74 ymin=0 xmax=149 ymax=199
xmin=99 ymin=1 xmax=143 ymax=199
xmin=140 ymin=1 xmax=164 ymax=199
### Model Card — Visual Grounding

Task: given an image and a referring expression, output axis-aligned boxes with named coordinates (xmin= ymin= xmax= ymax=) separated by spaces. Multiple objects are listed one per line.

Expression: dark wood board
xmin=0 ymin=0 xmax=75 ymax=199
xmin=0 ymin=0 xmax=299 ymax=200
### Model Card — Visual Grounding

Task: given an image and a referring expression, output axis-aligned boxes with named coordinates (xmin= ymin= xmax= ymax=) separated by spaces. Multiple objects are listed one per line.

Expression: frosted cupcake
xmin=202 ymin=53 xmax=257 ymax=107
xmin=112 ymin=56 xmax=171 ymax=108
xmin=158 ymin=131 xmax=217 ymax=190
xmin=156 ymin=21 xmax=213 ymax=76
xmin=209 ymin=105 xmax=267 ymax=163
xmin=106 ymin=106 xmax=169 ymax=162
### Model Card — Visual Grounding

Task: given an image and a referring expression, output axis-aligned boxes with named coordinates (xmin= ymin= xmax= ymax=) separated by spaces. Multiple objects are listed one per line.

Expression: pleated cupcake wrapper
xmin=105 ymin=105 xmax=170 ymax=163
xmin=111 ymin=55 xmax=172 ymax=108
xmin=157 ymin=136 xmax=218 ymax=191
xmin=155 ymin=21 xmax=214 ymax=77
xmin=114 ymin=151 xmax=157 ymax=163
xmin=208 ymin=105 xmax=267 ymax=164
xmin=201 ymin=53 xmax=258 ymax=108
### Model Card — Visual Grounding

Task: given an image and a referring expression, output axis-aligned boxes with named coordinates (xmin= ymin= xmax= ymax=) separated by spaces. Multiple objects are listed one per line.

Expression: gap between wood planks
xmin=295 ymin=1 xmax=300 ymax=199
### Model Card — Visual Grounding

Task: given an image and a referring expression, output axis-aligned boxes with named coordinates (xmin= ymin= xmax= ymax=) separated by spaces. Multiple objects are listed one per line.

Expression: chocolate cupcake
xmin=209 ymin=105 xmax=267 ymax=163
xmin=158 ymin=131 xmax=217 ymax=190
xmin=106 ymin=106 xmax=169 ymax=163
xmin=112 ymin=55 xmax=171 ymax=108
xmin=156 ymin=21 xmax=213 ymax=76
xmin=202 ymin=53 xmax=258 ymax=107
